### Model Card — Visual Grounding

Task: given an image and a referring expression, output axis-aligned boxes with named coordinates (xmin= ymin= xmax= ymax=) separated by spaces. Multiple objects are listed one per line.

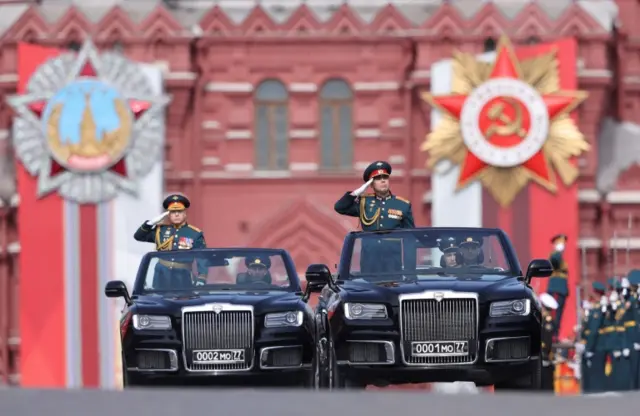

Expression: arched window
xmin=319 ymin=78 xmax=353 ymax=170
xmin=254 ymin=79 xmax=289 ymax=170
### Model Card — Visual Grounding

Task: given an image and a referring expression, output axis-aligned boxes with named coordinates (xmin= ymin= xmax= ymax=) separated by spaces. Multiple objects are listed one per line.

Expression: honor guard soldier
xmin=540 ymin=292 xmax=558 ymax=391
xmin=577 ymin=290 xmax=599 ymax=394
xmin=627 ymin=270 xmax=640 ymax=389
xmin=134 ymin=194 xmax=208 ymax=288
xmin=547 ymin=234 xmax=569 ymax=338
xmin=335 ymin=161 xmax=415 ymax=274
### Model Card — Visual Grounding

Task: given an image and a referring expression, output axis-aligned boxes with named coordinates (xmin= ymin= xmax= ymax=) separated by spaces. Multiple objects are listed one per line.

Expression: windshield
xmin=347 ymin=229 xmax=514 ymax=283
xmin=138 ymin=249 xmax=294 ymax=293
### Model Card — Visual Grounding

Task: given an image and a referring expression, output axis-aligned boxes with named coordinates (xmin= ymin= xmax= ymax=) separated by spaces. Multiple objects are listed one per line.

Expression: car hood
xmin=132 ymin=290 xmax=306 ymax=315
xmin=341 ymin=276 xmax=527 ymax=303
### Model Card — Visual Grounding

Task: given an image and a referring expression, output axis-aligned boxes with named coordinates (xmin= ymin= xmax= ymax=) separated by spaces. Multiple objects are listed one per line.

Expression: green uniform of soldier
xmin=590 ymin=296 xmax=609 ymax=393
xmin=547 ymin=234 xmax=569 ymax=338
xmin=609 ymin=292 xmax=629 ymax=391
xmin=628 ymin=271 xmax=640 ymax=390
xmin=334 ymin=161 xmax=415 ymax=275
xmin=578 ymin=281 xmax=606 ymax=393
xmin=134 ymin=194 xmax=208 ymax=289
xmin=540 ymin=292 xmax=558 ymax=391
xmin=615 ymin=276 xmax=636 ymax=391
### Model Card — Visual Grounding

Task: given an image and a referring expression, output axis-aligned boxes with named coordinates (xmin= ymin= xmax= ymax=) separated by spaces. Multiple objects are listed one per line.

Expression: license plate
xmin=411 ymin=341 xmax=468 ymax=357
xmin=192 ymin=349 xmax=245 ymax=364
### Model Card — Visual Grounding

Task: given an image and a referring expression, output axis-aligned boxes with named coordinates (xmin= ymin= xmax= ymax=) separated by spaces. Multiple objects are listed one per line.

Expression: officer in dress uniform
xmin=540 ymin=292 xmax=558 ymax=391
xmin=334 ymin=161 xmax=415 ymax=275
xmin=458 ymin=236 xmax=484 ymax=266
xmin=237 ymin=256 xmax=273 ymax=285
xmin=547 ymin=234 xmax=569 ymax=338
xmin=438 ymin=237 xmax=462 ymax=268
xmin=134 ymin=194 xmax=208 ymax=289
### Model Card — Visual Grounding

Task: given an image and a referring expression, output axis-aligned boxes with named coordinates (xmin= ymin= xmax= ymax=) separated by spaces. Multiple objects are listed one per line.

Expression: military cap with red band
xmin=363 ymin=160 xmax=392 ymax=182
xmin=163 ymin=194 xmax=191 ymax=211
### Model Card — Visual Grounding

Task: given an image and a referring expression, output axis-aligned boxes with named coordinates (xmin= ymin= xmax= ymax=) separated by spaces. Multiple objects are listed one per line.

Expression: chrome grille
xmin=400 ymin=295 xmax=478 ymax=366
xmin=182 ymin=307 xmax=254 ymax=372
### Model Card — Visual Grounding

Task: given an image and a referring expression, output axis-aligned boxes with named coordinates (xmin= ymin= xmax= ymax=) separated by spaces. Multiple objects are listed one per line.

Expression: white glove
xmin=613 ymin=350 xmax=621 ymax=358
xmin=586 ymin=351 xmax=594 ymax=358
xmin=634 ymin=343 xmax=640 ymax=351
xmin=146 ymin=211 xmax=169 ymax=226
xmin=575 ymin=343 xmax=585 ymax=354
xmin=350 ymin=178 xmax=373 ymax=197
xmin=195 ymin=279 xmax=206 ymax=287
xmin=623 ymin=348 xmax=630 ymax=357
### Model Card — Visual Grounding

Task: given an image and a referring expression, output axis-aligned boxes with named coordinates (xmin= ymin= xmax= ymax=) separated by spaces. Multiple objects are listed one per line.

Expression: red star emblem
xmin=428 ymin=40 xmax=585 ymax=189
xmin=26 ymin=61 xmax=151 ymax=179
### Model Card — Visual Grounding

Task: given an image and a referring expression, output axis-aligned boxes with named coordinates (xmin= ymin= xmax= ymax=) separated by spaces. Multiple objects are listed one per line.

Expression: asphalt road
xmin=1 ymin=388 xmax=638 ymax=416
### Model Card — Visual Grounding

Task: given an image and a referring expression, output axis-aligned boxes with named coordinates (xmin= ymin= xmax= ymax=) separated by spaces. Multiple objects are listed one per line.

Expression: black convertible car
xmin=105 ymin=248 xmax=317 ymax=387
xmin=306 ymin=227 xmax=553 ymax=391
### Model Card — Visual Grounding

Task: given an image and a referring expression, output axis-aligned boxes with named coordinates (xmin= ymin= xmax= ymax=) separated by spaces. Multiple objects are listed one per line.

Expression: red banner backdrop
xmin=16 ymin=42 xmax=101 ymax=387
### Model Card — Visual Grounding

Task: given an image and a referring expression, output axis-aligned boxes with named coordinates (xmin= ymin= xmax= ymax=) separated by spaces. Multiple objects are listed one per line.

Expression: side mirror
xmin=305 ymin=264 xmax=333 ymax=293
xmin=525 ymin=259 xmax=553 ymax=283
xmin=105 ymin=280 xmax=132 ymax=306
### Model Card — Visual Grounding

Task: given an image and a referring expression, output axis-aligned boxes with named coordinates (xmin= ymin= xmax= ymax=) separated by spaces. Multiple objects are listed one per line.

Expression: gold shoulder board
xmin=395 ymin=196 xmax=410 ymax=204
xmin=188 ymin=224 xmax=202 ymax=232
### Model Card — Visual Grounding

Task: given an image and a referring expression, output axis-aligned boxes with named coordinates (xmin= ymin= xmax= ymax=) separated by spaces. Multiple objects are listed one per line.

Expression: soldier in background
xmin=626 ymin=270 xmax=640 ymax=389
xmin=609 ymin=286 xmax=629 ymax=391
xmin=547 ymin=234 xmax=569 ymax=337
xmin=540 ymin=292 xmax=558 ymax=391
xmin=591 ymin=295 xmax=609 ymax=393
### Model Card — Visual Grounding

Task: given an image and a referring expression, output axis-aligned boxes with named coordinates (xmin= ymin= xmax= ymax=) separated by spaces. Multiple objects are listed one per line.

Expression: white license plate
xmin=411 ymin=341 xmax=469 ymax=357
xmin=192 ymin=349 xmax=245 ymax=364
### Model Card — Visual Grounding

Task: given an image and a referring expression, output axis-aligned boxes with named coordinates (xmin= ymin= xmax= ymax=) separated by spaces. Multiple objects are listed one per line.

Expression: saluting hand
xmin=146 ymin=211 xmax=169 ymax=226
xmin=350 ymin=178 xmax=373 ymax=197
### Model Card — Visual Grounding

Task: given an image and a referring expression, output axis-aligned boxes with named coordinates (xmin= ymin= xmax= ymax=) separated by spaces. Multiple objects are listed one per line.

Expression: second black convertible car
xmin=306 ymin=227 xmax=553 ymax=391
xmin=105 ymin=248 xmax=317 ymax=387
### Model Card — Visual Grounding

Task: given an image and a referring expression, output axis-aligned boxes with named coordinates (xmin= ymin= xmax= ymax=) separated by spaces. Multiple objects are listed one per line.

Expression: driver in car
xmin=439 ymin=237 xmax=462 ymax=268
xmin=458 ymin=236 xmax=484 ymax=266
xmin=238 ymin=256 xmax=272 ymax=285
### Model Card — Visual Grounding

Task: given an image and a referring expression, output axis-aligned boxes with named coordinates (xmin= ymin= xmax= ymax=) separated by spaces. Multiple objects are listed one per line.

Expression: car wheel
xmin=494 ymin=355 xmax=543 ymax=391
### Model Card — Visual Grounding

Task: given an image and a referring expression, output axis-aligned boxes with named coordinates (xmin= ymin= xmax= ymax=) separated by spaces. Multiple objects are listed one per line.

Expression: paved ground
xmin=1 ymin=388 xmax=639 ymax=416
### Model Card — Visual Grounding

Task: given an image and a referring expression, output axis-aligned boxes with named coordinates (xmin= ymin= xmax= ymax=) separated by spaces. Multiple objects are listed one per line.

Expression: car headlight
xmin=344 ymin=303 xmax=388 ymax=320
xmin=264 ymin=311 xmax=304 ymax=328
xmin=489 ymin=299 xmax=531 ymax=317
xmin=132 ymin=314 xmax=172 ymax=330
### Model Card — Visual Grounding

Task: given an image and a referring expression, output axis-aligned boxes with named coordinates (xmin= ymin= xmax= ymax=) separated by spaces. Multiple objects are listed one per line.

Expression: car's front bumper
xmin=333 ymin=315 xmax=540 ymax=386
xmin=121 ymin=326 xmax=315 ymax=386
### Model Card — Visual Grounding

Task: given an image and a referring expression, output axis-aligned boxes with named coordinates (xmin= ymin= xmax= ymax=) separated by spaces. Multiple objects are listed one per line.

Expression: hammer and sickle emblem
xmin=484 ymin=98 xmax=527 ymax=138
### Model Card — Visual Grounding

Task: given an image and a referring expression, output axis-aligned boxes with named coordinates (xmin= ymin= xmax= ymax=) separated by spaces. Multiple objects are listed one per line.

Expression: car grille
xmin=400 ymin=296 xmax=478 ymax=365
xmin=182 ymin=309 xmax=253 ymax=371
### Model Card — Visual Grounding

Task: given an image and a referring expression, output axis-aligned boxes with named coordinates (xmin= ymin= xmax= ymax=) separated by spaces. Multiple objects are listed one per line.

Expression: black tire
xmin=494 ymin=355 xmax=543 ymax=391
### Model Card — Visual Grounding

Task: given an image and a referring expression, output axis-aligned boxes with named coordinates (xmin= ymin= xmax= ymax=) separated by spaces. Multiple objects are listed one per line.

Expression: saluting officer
xmin=540 ymin=292 xmax=558 ymax=391
xmin=335 ymin=161 xmax=415 ymax=275
xmin=134 ymin=194 xmax=208 ymax=288
xmin=334 ymin=161 xmax=415 ymax=231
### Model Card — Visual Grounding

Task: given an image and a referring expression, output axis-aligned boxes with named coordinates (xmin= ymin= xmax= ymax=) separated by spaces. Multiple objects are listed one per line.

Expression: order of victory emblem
xmin=421 ymin=36 xmax=589 ymax=207
xmin=7 ymin=40 xmax=171 ymax=204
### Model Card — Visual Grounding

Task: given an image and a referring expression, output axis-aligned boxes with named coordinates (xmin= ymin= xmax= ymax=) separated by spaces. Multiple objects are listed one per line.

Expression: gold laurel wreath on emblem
xmin=46 ymin=94 xmax=132 ymax=165
xmin=420 ymin=37 xmax=589 ymax=207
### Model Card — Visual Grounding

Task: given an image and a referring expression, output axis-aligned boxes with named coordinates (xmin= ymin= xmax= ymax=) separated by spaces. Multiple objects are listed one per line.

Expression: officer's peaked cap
xmin=550 ymin=234 xmax=568 ymax=244
xmin=363 ymin=161 xmax=392 ymax=182
xmin=163 ymin=194 xmax=191 ymax=211
xmin=607 ymin=277 xmax=622 ymax=290
xmin=438 ymin=237 xmax=459 ymax=253
xmin=459 ymin=236 xmax=483 ymax=247
xmin=246 ymin=255 xmax=271 ymax=269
